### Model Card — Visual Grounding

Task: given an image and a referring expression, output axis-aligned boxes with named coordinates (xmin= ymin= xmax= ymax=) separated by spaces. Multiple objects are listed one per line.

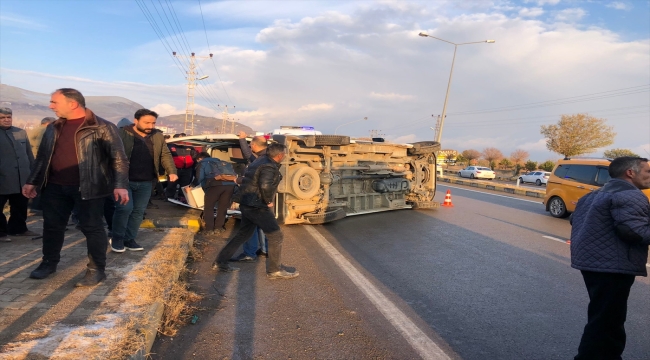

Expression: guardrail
xmin=437 ymin=175 xmax=546 ymax=199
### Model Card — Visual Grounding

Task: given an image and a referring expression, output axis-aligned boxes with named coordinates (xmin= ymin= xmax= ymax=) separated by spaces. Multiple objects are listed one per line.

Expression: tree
xmin=524 ymin=160 xmax=538 ymax=172
xmin=482 ymin=147 xmax=503 ymax=170
xmin=455 ymin=154 xmax=467 ymax=166
xmin=461 ymin=149 xmax=481 ymax=166
xmin=603 ymin=148 xmax=639 ymax=159
xmin=499 ymin=158 xmax=513 ymax=169
xmin=445 ymin=153 xmax=456 ymax=168
xmin=540 ymin=113 xmax=615 ymax=157
xmin=510 ymin=149 xmax=529 ymax=175
xmin=539 ymin=160 xmax=555 ymax=172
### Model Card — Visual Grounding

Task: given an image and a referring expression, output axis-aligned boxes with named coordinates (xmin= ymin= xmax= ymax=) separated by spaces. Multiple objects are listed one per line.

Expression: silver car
xmin=519 ymin=171 xmax=550 ymax=186
xmin=458 ymin=166 xmax=495 ymax=180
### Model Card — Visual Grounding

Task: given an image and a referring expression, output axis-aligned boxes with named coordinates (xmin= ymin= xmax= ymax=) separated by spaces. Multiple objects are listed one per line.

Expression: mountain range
xmin=0 ymin=84 xmax=252 ymax=134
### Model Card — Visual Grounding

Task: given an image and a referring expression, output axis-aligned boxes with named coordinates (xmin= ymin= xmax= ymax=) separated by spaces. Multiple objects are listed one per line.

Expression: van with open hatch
xmin=543 ymin=158 xmax=650 ymax=218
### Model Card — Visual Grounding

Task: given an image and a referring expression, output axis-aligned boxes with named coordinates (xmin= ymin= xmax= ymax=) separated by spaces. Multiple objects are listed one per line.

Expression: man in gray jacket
xmin=570 ymin=156 xmax=650 ymax=360
xmin=0 ymin=107 xmax=36 ymax=241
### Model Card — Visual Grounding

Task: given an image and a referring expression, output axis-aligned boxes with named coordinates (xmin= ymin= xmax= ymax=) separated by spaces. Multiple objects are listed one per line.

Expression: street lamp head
xmin=197 ymin=75 xmax=209 ymax=80
xmin=418 ymin=32 xmax=429 ymax=37
xmin=486 ymin=40 xmax=496 ymax=43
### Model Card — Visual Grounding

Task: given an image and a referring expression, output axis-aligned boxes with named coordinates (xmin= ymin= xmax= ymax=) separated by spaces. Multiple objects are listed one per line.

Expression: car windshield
xmin=478 ymin=167 xmax=492 ymax=171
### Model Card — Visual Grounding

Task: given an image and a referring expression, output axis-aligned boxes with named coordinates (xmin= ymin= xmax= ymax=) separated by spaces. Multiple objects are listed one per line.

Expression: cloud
xmin=369 ymin=92 xmax=415 ymax=101
xmin=524 ymin=0 xmax=561 ymax=5
xmin=518 ymin=7 xmax=544 ymax=18
xmin=606 ymin=2 xmax=632 ymax=11
xmin=298 ymin=103 xmax=334 ymax=111
xmin=554 ymin=8 xmax=587 ymax=22
xmin=150 ymin=104 xmax=181 ymax=117
xmin=517 ymin=138 xmax=548 ymax=153
xmin=390 ymin=134 xmax=418 ymax=144
xmin=0 ymin=13 xmax=47 ymax=30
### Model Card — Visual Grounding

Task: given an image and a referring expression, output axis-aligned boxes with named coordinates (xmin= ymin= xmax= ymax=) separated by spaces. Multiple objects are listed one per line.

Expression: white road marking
xmin=542 ymin=235 xmax=569 ymax=244
xmin=439 ymin=184 xmax=542 ymax=204
xmin=305 ymin=226 xmax=450 ymax=360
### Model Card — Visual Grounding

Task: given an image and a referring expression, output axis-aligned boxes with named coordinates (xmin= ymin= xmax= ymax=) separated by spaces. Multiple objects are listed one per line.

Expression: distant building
xmin=437 ymin=149 xmax=458 ymax=164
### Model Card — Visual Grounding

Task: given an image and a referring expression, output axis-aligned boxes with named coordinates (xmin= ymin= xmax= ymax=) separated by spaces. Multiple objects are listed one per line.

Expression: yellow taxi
xmin=543 ymin=158 xmax=650 ymax=218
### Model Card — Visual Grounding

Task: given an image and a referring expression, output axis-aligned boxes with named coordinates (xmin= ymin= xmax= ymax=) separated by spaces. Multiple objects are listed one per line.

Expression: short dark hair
xmin=197 ymin=151 xmax=211 ymax=160
xmin=163 ymin=134 xmax=171 ymax=139
xmin=251 ymin=136 xmax=268 ymax=149
xmin=609 ymin=157 xmax=649 ymax=178
xmin=134 ymin=109 xmax=159 ymax=120
xmin=55 ymin=88 xmax=86 ymax=108
xmin=266 ymin=143 xmax=286 ymax=158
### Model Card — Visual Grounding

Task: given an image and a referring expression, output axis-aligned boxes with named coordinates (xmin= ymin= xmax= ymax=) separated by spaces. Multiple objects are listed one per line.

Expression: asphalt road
xmin=151 ymin=186 xmax=650 ymax=359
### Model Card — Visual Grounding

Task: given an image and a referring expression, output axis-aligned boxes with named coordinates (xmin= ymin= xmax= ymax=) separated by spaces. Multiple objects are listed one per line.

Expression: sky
xmin=1 ymin=0 xmax=648 ymax=162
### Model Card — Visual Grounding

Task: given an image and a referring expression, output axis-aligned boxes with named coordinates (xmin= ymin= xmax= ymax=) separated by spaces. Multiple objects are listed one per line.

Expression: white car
xmin=458 ymin=166 xmax=495 ymax=180
xmin=519 ymin=171 xmax=550 ymax=186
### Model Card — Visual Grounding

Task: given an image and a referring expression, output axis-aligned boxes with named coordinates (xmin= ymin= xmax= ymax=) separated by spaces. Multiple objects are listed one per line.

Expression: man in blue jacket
xmin=570 ymin=156 xmax=650 ymax=360
xmin=193 ymin=152 xmax=237 ymax=235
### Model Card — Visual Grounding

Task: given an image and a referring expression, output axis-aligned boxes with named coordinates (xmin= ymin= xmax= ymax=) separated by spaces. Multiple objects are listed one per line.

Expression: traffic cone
xmin=442 ymin=189 xmax=454 ymax=207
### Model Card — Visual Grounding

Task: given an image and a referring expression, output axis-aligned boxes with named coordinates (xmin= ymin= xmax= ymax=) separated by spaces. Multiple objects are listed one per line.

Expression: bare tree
xmin=603 ymin=148 xmax=639 ymax=159
xmin=482 ymin=147 xmax=503 ymax=170
xmin=461 ymin=149 xmax=481 ymax=166
xmin=540 ymin=114 xmax=615 ymax=157
xmin=510 ymin=149 xmax=529 ymax=175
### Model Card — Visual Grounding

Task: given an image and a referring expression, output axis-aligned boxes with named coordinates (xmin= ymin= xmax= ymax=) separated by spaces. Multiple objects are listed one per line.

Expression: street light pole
xmin=418 ymin=33 xmax=494 ymax=143
xmin=335 ymin=117 xmax=368 ymax=135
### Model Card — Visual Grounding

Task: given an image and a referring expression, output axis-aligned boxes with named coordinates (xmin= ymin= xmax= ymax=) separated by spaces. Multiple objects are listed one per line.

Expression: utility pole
xmin=218 ymin=105 xmax=230 ymax=134
xmin=173 ymin=52 xmax=212 ymax=135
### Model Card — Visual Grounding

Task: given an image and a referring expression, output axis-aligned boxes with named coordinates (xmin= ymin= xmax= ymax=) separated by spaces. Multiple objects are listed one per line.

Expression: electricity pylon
xmin=173 ymin=52 xmax=212 ymax=135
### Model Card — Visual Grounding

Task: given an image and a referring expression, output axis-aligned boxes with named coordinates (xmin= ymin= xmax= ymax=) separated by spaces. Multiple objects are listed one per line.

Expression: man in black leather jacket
xmin=213 ymin=143 xmax=298 ymax=279
xmin=22 ymin=88 xmax=129 ymax=287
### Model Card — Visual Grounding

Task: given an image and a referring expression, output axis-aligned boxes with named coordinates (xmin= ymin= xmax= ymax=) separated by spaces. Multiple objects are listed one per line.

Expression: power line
xmin=198 ymin=0 xmax=235 ymax=106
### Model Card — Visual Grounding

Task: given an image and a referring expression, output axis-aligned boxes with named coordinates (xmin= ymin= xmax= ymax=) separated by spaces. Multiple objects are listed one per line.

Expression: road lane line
xmin=439 ymin=184 xmax=542 ymax=204
xmin=305 ymin=226 xmax=450 ymax=360
xmin=542 ymin=235 xmax=569 ymax=244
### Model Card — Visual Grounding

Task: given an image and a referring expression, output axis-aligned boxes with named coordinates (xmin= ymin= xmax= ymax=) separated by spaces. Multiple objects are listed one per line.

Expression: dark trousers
xmin=203 ymin=185 xmax=234 ymax=231
xmin=216 ymin=205 xmax=283 ymax=273
xmin=41 ymin=184 xmax=108 ymax=270
xmin=575 ymin=271 xmax=636 ymax=360
xmin=0 ymin=193 xmax=29 ymax=236
xmin=166 ymin=168 xmax=193 ymax=198
xmin=104 ymin=196 xmax=115 ymax=231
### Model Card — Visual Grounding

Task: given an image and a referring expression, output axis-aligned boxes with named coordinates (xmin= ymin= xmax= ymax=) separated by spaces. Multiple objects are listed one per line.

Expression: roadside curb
xmin=437 ymin=175 xmax=546 ymax=199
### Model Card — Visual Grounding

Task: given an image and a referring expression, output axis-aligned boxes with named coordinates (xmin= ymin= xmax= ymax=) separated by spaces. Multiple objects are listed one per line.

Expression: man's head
xmin=266 ymin=143 xmax=286 ymax=163
xmin=41 ymin=117 xmax=55 ymax=126
xmin=609 ymin=156 xmax=650 ymax=190
xmin=251 ymin=135 xmax=268 ymax=154
xmin=49 ymin=88 xmax=86 ymax=119
xmin=196 ymin=151 xmax=211 ymax=161
xmin=133 ymin=109 xmax=158 ymax=135
xmin=0 ymin=107 xmax=12 ymax=129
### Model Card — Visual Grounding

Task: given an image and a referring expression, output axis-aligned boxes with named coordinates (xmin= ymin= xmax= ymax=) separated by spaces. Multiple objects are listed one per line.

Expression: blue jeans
xmin=112 ymin=181 xmax=152 ymax=243
xmin=242 ymin=227 xmax=268 ymax=258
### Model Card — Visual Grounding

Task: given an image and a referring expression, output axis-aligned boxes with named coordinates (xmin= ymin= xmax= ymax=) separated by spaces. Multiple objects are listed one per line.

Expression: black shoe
xmin=212 ymin=262 xmax=240 ymax=272
xmin=229 ymin=253 xmax=256 ymax=262
xmin=267 ymin=268 xmax=299 ymax=280
xmin=111 ymin=238 xmax=125 ymax=253
xmin=256 ymin=249 xmax=268 ymax=258
xmin=29 ymin=260 xmax=58 ymax=279
xmin=124 ymin=239 xmax=144 ymax=251
xmin=75 ymin=269 xmax=106 ymax=287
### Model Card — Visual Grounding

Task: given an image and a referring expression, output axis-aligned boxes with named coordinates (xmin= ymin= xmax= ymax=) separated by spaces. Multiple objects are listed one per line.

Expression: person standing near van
xmin=193 ymin=152 xmax=237 ymax=235
xmin=166 ymin=133 xmax=197 ymax=200
xmin=570 ymin=156 xmax=650 ymax=359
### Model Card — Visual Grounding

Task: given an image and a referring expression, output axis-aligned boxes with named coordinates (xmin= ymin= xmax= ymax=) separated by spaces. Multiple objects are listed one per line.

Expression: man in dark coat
xmin=0 ymin=107 xmax=35 ymax=241
xmin=22 ymin=88 xmax=129 ymax=287
xmin=213 ymin=143 xmax=298 ymax=279
xmin=570 ymin=156 xmax=650 ymax=359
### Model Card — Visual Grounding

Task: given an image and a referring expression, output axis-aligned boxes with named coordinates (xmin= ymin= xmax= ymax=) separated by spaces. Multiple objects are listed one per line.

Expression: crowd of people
xmin=1 ymin=87 xmax=298 ymax=288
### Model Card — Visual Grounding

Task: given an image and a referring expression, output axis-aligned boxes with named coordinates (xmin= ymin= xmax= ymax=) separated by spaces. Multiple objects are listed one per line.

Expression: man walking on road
xmin=111 ymin=109 xmax=177 ymax=252
xmin=22 ymin=88 xmax=130 ymax=287
xmin=213 ymin=143 xmax=298 ymax=279
xmin=0 ymin=107 xmax=36 ymax=241
xmin=570 ymin=156 xmax=650 ymax=360
xmin=230 ymin=131 xmax=268 ymax=262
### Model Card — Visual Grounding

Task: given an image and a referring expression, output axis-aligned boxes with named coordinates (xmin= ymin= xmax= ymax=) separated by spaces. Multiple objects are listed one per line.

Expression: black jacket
xmin=27 ymin=108 xmax=129 ymax=200
xmin=238 ymin=154 xmax=282 ymax=209
xmin=570 ymin=179 xmax=650 ymax=276
xmin=118 ymin=125 xmax=176 ymax=177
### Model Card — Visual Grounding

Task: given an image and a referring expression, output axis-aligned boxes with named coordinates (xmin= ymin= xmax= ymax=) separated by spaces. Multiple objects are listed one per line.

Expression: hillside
xmin=0 ymin=84 xmax=253 ymax=134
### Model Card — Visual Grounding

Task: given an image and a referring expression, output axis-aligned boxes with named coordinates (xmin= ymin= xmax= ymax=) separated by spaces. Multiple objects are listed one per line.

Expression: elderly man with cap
xmin=0 ymin=107 xmax=36 ymax=242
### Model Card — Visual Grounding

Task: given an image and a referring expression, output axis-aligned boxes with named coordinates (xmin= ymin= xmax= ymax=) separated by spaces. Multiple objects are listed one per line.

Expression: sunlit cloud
xmin=298 ymin=103 xmax=334 ymax=111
